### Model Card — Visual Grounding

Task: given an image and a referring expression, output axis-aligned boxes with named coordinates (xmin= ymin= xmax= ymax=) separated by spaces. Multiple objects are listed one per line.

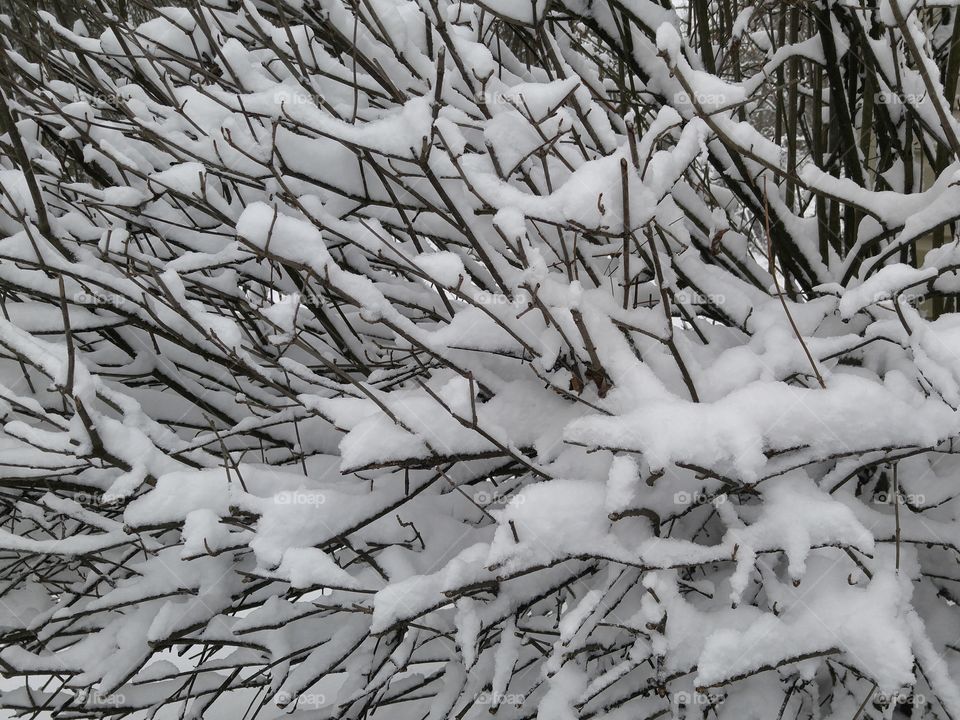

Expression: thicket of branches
xmin=1 ymin=0 xmax=960 ymax=718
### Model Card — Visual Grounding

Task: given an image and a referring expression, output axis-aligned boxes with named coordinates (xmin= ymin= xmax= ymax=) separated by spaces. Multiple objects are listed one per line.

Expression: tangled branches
xmin=0 ymin=0 xmax=958 ymax=718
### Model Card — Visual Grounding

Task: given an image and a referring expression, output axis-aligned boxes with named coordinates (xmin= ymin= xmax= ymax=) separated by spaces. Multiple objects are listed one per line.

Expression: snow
xmin=605 ymin=454 xmax=639 ymax=514
xmin=236 ymin=202 xmax=330 ymax=270
xmin=568 ymin=374 xmax=954 ymax=481
xmin=724 ymin=474 xmax=874 ymax=600
xmin=125 ymin=468 xmax=231 ymax=527
xmin=656 ymin=23 xmax=683 ymax=63
xmin=5 ymin=2 xmax=960 ymax=719
xmin=839 ymin=264 xmax=937 ymax=317
xmin=696 ymin=564 xmax=915 ymax=695
xmin=275 ymin=547 xmax=361 ymax=589
xmin=412 ymin=251 xmax=465 ymax=286
xmin=487 ymin=478 xmax=629 ymax=572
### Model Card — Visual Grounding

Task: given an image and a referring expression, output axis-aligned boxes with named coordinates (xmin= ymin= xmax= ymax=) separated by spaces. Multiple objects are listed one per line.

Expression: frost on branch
xmin=0 ymin=0 xmax=959 ymax=718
